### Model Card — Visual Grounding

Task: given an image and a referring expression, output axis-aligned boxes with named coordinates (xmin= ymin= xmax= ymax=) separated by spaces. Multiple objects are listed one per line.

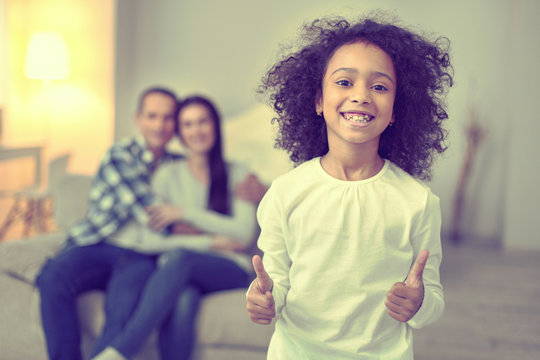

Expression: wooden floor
xmin=414 ymin=241 xmax=540 ymax=360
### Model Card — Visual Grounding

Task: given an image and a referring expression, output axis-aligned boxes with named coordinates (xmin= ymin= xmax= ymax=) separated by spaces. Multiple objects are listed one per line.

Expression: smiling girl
xmin=246 ymin=15 xmax=453 ymax=359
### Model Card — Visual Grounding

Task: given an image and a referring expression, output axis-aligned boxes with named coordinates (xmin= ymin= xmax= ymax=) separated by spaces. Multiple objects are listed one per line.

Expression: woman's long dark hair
xmin=177 ymin=96 xmax=230 ymax=215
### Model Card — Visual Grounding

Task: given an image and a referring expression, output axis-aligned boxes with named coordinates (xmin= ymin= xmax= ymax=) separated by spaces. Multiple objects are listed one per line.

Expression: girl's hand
xmin=385 ymin=250 xmax=429 ymax=322
xmin=211 ymin=235 xmax=247 ymax=252
xmin=146 ymin=204 xmax=183 ymax=232
xmin=246 ymin=255 xmax=275 ymax=325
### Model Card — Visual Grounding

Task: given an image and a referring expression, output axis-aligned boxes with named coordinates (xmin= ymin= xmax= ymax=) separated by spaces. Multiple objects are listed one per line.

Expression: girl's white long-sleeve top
xmin=257 ymin=157 xmax=443 ymax=359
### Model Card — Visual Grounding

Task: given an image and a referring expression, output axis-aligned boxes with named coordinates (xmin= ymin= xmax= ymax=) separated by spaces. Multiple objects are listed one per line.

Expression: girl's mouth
xmin=342 ymin=112 xmax=374 ymax=124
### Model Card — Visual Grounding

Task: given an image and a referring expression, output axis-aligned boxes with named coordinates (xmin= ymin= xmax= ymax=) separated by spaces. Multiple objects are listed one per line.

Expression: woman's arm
xmin=182 ymin=199 xmax=256 ymax=244
xmin=181 ymin=163 xmax=258 ymax=245
xmin=136 ymin=228 xmax=246 ymax=254
xmin=141 ymin=162 xmax=256 ymax=252
xmin=135 ymin=231 xmax=213 ymax=253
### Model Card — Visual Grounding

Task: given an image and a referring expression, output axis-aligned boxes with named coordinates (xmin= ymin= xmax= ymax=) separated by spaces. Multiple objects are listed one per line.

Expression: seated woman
xmin=92 ymin=95 xmax=258 ymax=360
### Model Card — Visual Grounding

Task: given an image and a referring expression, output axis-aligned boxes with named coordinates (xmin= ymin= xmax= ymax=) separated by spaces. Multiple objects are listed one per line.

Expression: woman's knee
xmin=158 ymin=249 xmax=194 ymax=273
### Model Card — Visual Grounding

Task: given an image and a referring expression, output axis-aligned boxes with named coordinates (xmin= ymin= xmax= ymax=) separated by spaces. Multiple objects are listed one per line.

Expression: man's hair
xmin=136 ymin=86 xmax=178 ymax=114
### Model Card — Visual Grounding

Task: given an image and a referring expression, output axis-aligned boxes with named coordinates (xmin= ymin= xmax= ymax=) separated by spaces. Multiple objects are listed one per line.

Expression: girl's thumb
xmin=252 ymin=255 xmax=273 ymax=293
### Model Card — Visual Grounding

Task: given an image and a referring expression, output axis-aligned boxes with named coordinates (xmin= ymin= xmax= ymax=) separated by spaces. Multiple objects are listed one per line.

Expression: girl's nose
xmin=350 ymin=88 xmax=371 ymax=104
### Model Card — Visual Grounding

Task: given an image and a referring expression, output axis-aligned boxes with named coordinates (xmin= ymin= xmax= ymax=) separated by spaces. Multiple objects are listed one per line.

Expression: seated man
xmin=36 ymin=86 xmax=184 ymax=360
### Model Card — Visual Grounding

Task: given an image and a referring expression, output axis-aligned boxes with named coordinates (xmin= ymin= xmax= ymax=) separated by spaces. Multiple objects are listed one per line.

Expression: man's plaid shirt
xmin=67 ymin=136 xmax=182 ymax=246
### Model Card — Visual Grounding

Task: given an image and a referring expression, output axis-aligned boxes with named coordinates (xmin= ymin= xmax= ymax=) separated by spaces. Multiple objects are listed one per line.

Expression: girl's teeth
xmin=345 ymin=114 xmax=371 ymax=123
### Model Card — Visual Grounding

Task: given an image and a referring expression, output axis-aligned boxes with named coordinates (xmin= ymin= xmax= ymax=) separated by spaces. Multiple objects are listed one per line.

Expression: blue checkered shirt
xmin=67 ymin=136 xmax=182 ymax=246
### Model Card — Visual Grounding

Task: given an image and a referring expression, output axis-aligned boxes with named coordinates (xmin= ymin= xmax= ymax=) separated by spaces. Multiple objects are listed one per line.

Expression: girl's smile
xmin=316 ymin=41 xmax=396 ymax=150
xmin=342 ymin=112 xmax=375 ymax=126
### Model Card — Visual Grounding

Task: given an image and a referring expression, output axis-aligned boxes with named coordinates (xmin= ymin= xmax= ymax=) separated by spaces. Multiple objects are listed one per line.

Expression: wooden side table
xmin=0 ymin=145 xmax=44 ymax=240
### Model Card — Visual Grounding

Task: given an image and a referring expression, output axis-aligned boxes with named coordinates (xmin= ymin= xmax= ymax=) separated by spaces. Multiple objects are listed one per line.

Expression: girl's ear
xmin=315 ymin=92 xmax=323 ymax=115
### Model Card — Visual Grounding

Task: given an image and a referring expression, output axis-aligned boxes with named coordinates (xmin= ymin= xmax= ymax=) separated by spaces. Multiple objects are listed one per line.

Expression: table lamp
xmin=24 ymin=31 xmax=70 ymax=81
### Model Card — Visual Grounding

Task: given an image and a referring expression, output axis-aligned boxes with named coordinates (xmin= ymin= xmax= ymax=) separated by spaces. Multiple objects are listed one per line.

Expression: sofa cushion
xmin=52 ymin=174 xmax=92 ymax=230
xmin=196 ymin=289 xmax=274 ymax=349
xmin=0 ymin=233 xmax=65 ymax=283
xmin=75 ymin=289 xmax=274 ymax=350
xmin=77 ymin=291 xmax=106 ymax=339
xmin=75 ymin=291 xmax=157 ymax=360
xmin=0 ymin=274 xmax=48 ymax=359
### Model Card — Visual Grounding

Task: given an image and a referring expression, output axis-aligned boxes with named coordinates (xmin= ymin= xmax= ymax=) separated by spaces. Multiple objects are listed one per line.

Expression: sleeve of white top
xmin=407 ymin=189 xmax=445 ymax=329
xmin=256 ymin=184 xmax=291 ymax=316
xmin=135 ymin=229 xmax=213 ymax=253
xmin=182 ymin=163 xmax=257 ymax=244
xmin=151 ymin=163 xmax=173 ymax=205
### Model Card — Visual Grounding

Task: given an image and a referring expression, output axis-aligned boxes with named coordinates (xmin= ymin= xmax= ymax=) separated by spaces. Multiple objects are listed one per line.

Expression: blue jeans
xmin=108 ymin=249 xmax=250 ymax=359
xmin=36 ymin=242 xmax=156 ymax=360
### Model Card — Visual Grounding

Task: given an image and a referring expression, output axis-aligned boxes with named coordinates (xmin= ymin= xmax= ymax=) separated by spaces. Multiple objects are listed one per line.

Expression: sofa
xmin=0 ymin=174 xmax=274 ymax=360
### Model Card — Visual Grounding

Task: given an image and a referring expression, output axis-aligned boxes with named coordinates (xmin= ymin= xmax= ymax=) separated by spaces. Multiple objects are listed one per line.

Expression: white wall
xmin=504 ymin=0 xmax=540 ymax=250
xmin=115 ymin=0 xmax=539 ymax=249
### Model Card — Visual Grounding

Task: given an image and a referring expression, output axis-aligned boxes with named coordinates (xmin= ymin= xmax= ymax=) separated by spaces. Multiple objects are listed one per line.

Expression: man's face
xmin=136 ymin=92 xmax=177 ymax=152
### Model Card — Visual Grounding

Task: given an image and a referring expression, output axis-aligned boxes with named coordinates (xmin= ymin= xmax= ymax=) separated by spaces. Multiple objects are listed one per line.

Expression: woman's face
xmin=178 ymin=103 xmax=216 ymax=156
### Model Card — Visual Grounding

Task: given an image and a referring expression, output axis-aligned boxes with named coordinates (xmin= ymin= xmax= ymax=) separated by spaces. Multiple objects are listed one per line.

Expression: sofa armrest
xmin=0 ymin=232 xmax=66 ymax=284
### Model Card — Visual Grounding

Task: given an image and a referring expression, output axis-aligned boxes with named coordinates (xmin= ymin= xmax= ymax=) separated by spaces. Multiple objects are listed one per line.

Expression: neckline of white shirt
xmin=314 ymin=157 xmax=389 ymax=184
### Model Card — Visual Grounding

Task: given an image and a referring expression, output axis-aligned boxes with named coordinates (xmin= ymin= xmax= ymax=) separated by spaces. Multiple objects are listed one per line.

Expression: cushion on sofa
xmin=52 ymin=174 xmax=92 ymax=230
xmin=75 ymin=289 xmax=274 ymax=350
xmin=0 ymin=274 xmax=48 ymax=359
xmin=196 ymin=289 xmax=275 ymax=348
xmin=0 ymin=233 xmax=66 ymax=283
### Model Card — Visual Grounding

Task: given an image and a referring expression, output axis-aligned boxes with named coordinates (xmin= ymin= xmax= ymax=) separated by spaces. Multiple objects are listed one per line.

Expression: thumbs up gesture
xmin=246 ymin=255 xmax=275 ymax=325
xmin=385 ymin=249 xmax=429 ymax=322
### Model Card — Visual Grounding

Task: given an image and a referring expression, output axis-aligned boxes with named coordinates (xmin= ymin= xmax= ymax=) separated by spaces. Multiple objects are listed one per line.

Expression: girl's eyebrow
xmin=330 ymin=67 xmax=395 ymax=84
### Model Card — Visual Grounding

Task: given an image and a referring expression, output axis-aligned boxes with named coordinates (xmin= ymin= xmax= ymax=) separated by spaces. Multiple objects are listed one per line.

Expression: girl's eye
xmin=372 ymin=84 xmax=388 ymax=91
xmin=336 ymin=80 xmax=352 ymax=87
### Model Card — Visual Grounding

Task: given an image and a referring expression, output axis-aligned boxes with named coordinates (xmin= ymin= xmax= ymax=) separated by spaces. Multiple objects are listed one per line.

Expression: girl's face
xmin=178 ymin=103 xmax=216 ymax=156
xmin=316 ymin=41 xmax=396 ymax=152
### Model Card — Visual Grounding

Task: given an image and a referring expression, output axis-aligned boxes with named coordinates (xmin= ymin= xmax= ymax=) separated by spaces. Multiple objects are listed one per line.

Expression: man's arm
xmin=235 ymin=173 xmax=268 ymax=204
xmin=100 ymin=147 xmax=156 ymax=225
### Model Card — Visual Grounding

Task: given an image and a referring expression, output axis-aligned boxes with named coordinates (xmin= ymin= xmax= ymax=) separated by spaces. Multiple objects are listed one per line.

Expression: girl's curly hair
xmin=260 ymin=16 xmax=453 ymax=180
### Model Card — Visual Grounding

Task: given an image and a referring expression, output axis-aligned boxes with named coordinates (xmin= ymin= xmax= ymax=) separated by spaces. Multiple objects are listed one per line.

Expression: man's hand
xmin=235 ymin=174 xmax=268 ymax=204
xmin=246 ymin=255 xmax=275 ymax=325
xmin=385 ymin=249 xmax=429 ymax=322
xmin=146 ymin=204 xmax=183 ymax=232
xmin=211 ymin=235 xmax=247 ymax=252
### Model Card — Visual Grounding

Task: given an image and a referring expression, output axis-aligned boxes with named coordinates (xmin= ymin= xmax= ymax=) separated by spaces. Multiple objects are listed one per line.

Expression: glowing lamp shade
xmin=24 ymin=31 xmax=70 ymax=80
